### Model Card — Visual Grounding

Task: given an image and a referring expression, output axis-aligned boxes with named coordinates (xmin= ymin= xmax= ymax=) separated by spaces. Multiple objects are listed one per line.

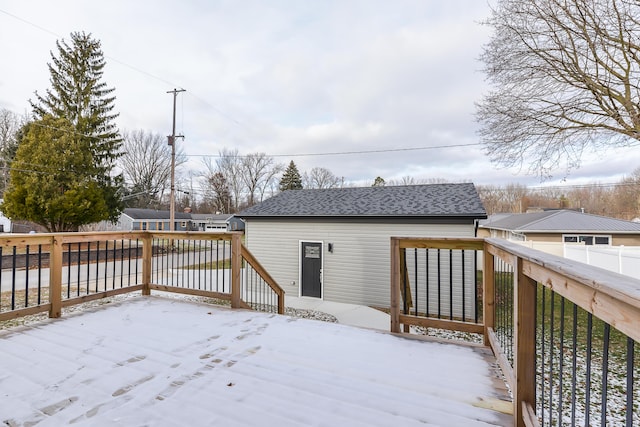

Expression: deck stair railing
xmin=0 ymin=231 xmax=284 ymax=324
xmin=391 ymin=237 xmax=640 ymax=427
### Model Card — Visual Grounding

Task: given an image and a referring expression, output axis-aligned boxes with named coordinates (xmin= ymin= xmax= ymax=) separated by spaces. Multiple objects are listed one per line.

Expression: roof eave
xmin=238 ymin=213 xmax=487 ymax=220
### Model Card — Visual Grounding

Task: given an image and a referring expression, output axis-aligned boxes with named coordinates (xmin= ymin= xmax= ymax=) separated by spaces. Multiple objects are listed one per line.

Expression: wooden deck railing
xmin=391 ymin=237 xmax=640 ymax=427
xmin=0 ymin=231 xmax=285 ymax=323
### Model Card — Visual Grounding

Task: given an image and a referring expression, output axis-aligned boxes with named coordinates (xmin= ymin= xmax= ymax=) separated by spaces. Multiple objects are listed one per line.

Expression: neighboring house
xmin=0 ymin=210 xmax=11 ymax=233
xmin=237 ymin=184 xmax=487 ymax=308
xmin=478 ymin=209 xmax=640 ymax=246
xmin=190 ymin=213 xmax=244 ymax=232
xmin=228 ymin=215 xmax=245 ymax=232
xmin=191 ymin=213 xmax=232 ymax=232
xmin=118 ymin=208 xmax=192 ymax=231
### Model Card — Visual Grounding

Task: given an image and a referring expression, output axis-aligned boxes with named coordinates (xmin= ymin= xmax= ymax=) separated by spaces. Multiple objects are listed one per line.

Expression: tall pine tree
xmin=9 ymin=31 xmax=124 ymax=228
xmin=279 ymin=160 xmax=303 ymax=191
xmin=2 ymin=116 xmax=109 ymax=231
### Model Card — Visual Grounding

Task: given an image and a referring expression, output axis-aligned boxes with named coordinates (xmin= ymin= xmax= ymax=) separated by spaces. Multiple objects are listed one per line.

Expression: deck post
xmin=141 ymin=233 xmax=152 ymax=296
xmin=390 ymin=237 xmax=401 ymax=333
xmin=231 ymin=233 xmax=242 ymax=309
xmin=483 ymin=242 xmax=495 ymax=347
xmin=48 ymin=235 xmax=62 ymax=318
xmin=513 ymin=256 xmax=536 ymax=427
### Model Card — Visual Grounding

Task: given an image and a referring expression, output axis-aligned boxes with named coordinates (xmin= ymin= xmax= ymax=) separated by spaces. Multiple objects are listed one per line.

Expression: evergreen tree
xmin=372 ymin=176 xmax=386 ymax=187
xmin=279 ymin=160 xmax=303 ymax=191
xmin=29 ymin=31 xmax=123 ymax=222
xmin=2 ymin=116 xmax=109 ymax=231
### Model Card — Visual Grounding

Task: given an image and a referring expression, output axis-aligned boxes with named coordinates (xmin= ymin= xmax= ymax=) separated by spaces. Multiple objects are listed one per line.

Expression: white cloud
xmin=0 ymin=0 xmax=636 ymax=190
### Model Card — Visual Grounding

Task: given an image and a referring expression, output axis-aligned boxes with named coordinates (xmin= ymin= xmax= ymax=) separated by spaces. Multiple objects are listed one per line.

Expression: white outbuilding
xmin=238 ymin=183 xmax=487 ymax=308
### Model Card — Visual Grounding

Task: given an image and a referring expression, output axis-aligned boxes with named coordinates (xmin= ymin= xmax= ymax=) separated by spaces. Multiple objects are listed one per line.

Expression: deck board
xmin=0 ymin=296 xmax=512 ymax=426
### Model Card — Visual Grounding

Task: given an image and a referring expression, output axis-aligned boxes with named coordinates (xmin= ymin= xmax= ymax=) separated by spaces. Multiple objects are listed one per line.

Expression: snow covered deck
xmin=0 ymin=296 xmax=512 ymax=426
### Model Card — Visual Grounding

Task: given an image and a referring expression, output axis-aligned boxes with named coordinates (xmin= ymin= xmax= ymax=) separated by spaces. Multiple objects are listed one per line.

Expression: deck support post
xmin=390 ymin=237 xmax=401 ymax=333
xmin=231 ymin=233 xmax=242 ymax=309
xmin=514 ymin=256 xmax=536 ymax=427
xmin=49 ymin=235 xmax=62 ymax=318
xmin=483 ymin=242 xmax=495 ymax=347
xmin=142 ymin=233 xmax=152 ymax=296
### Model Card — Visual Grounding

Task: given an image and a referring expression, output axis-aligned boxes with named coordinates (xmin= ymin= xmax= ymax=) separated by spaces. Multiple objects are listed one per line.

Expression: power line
xmin=184 ymin=143 xmax=485 ymax=159
xmin=0 ymin=8 xmax=60 ymax=38
xmin=0 ymin=7 xmax=244 ymax=128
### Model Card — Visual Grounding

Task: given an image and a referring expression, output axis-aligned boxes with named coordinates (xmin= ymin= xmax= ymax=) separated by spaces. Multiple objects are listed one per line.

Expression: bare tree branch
xmin=477 ymin=0 xmax=640 ymax=177
xmin=119 ymin=129 xmax=186 ymax=208
xmin=302 ymin=167 xmax=342 ymax=189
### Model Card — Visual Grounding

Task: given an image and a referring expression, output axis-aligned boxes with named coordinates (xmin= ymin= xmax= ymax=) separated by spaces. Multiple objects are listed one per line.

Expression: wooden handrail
xmin=0 ymin=231 xmax=285 ymax=323
xmin=240 ymin=243 xmax=285 ymax=314
xmin=391 ymin=236 xmax=640 ymax=427
xmin=486 ymin=238 xmax=640 ymax=343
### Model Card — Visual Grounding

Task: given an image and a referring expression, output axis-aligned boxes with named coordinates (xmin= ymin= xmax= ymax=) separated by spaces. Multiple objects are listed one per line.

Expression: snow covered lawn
xmin=0 ymin=296 xmax=511 ymax=426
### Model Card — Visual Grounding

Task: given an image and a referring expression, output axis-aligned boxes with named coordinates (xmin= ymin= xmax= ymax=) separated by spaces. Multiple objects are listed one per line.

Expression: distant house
xmin=237 ymin=184 xmax=486 ymax=308
xmin=191 ymin=213 xmax=244 ymax=232
xmin=478 ymin=209 xmax=640 ymax=246
xmin=118 ymin=208 xmax=192 ymax=231
xmin=191 ymin=213 xmax=231 ymax=232
xmin=0 ymin=210 xmax=11 ymax=233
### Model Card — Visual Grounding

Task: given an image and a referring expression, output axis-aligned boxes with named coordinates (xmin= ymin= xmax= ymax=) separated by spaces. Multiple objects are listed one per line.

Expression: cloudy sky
xmin=0 ymin=0 xmax=637 ymax=190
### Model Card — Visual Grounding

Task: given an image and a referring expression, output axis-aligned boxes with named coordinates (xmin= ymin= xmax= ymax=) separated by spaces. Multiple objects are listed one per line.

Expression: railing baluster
xmin=24 ymin=246 xmax=30 ymax=307
xmin=540 ymin=285 xmax=546 ymax=424
xmin=135 ymin=239 xmax=138 ymax=283
xmin=626 ymin=337 xmax=635 ymax=427
xmin=86 ymin=242 xmax=91 ymax=294
xmin=103 ymin=240 xmax=108 ymax=291
xmin=111 ymin=240 xmax=117 ymax=289
xmin=425 ymin=249 xmax=430 ymax=317
xmin=120 ymin=240 xmax=124 ymax=288
xmin=548 ymin=290 xmax=555 ymax=427
xmin=181 ymin=240 xmax=186 ymax=287
xmin=601 ymin=323 xmax=610 ymax=427
xmin=168 ymin=239 xmax=173 ymax=287
xmin=413 ymin=249 xmax=418 ymax=316
xmin=11 ymin=246 xmax=16 ymax=310
xmin=449 ymin=249 xmax=453 ymax=320
xmin=558 ymin=296 xmax=565 ymax=423
xmin=401 ymin=248 xmax=408 ymax=315
xmin=216 ymin=239 xmax=220 ymax=292
xmin=95 ymin=241 xmax=100 ymax=292
xmin=76 ymin=243 xmax=81 ymax=296
xmin=37 ymin=245 xmax=42 ymax=305
xmin=437 ymin=249 xmax=441 ymax=319
xmin=585 ymin=313 xmax=593 ymax=426
xmin=198 ymin=239 xmax=203 ymax=290
xmin=570 ymin=302 xmax=578 ymax=426
xmin=127 ymin=239 xmax=132 ymax=287
xmin=462 ymin=250 xmax=466 ymax=322
xmin=65 ymin=244 xmax=72 ymax=297
xmin=474 ymin=250 xmax=478 ymax=324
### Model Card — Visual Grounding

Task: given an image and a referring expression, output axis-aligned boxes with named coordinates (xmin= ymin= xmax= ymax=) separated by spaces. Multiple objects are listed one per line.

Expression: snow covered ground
xmin=0 ymin=296 xmax=512 ymax=426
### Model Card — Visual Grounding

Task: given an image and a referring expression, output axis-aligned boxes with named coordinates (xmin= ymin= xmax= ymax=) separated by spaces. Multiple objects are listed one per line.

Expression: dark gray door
xmin=301 ymin=242 xmax=322 ymax=298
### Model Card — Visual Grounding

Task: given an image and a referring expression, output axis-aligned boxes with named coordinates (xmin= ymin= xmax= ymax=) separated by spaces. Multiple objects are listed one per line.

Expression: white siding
xmin=244 ymin=220 xmax=476 ymax=307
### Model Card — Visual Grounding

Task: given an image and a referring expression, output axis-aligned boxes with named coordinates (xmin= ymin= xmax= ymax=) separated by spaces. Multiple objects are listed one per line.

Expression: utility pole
xmin=167 ymin=88 xmax=185 ymax=233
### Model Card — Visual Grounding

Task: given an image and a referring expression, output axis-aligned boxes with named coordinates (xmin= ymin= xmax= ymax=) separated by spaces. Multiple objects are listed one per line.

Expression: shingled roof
xmin=123 ymin=208 xmax=192 ymax=220
xmin=480 ymin=210 xmax=640 ymax=233
xmin=238 ymin=183 xmax=486 ymax=219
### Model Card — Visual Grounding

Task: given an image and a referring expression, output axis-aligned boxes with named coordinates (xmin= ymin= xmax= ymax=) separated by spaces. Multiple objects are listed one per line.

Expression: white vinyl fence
xmin=507 ymin=241 xmax=640 ymax=280
xmin=563 ymin=244 xmax=640 ymax=280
